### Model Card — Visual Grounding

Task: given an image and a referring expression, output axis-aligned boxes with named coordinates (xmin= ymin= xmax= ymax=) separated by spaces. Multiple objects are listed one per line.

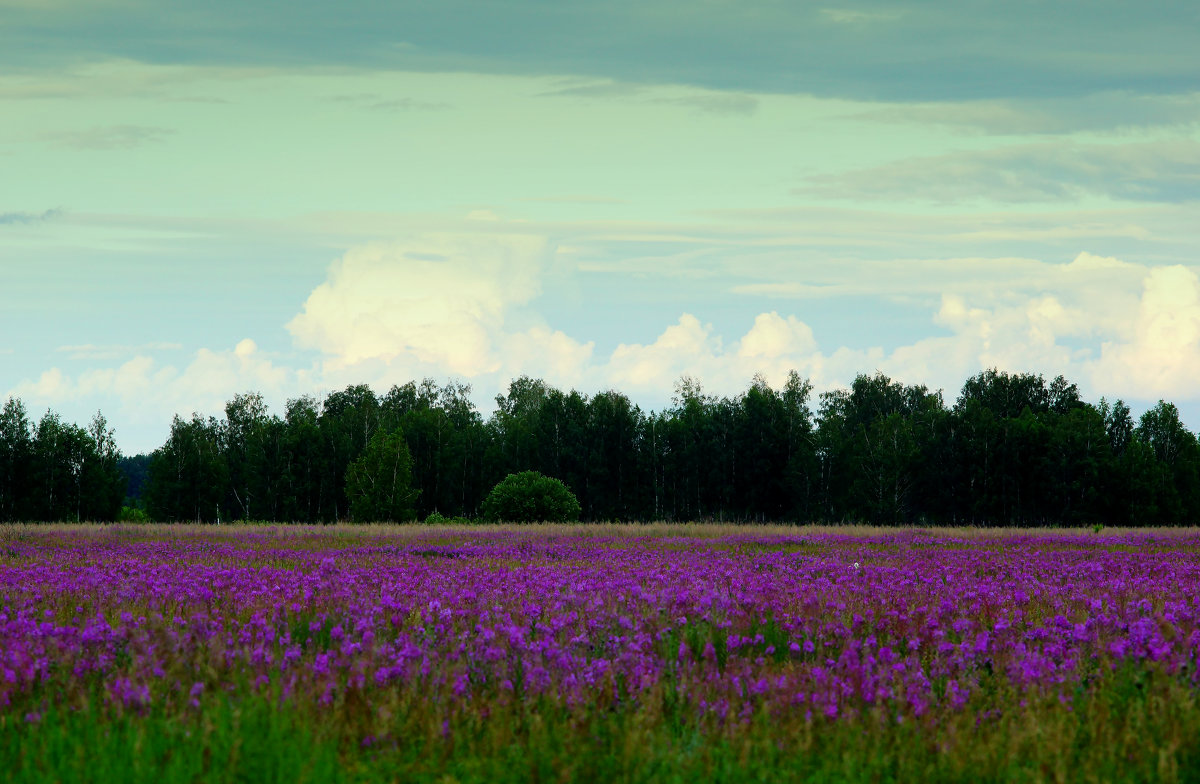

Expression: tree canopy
xmin=5 ymin=367 xmax=1200 ymax=525
xmin=481 ymin=470 xmax=582 ymax=523
xmin=0 ymin=399 xmax=125 ymax=522
xmin=345 ymin=427 xmax=418 ymax=523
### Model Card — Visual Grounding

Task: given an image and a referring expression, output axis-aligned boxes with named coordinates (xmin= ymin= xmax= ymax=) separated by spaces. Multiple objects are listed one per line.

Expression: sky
xmin=3 ymin=0 xmax=1200 ymax=454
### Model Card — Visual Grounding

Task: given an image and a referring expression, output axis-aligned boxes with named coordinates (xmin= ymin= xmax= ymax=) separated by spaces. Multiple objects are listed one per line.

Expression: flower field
xmin=3 ymin=524 xmax=1200 ymax=782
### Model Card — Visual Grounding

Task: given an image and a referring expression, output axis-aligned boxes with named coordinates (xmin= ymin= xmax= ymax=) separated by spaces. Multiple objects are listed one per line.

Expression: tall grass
xmin=5 ymin=666 xmax=1199 ymax=783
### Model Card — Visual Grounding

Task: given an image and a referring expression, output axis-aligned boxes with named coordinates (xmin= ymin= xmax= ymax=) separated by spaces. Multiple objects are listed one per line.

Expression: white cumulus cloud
xmin=286 ymin=235 xmax=548 ymax=377
xmin=12 ymin=239 xmax=1200 ymax=454
xmin=1091 ymin=265 xmax=1200 ymax=399
xmin=10 ymin=340 xmax=299 ymax=451
xmin=284 ymin=240 xmax=1200 ymax=412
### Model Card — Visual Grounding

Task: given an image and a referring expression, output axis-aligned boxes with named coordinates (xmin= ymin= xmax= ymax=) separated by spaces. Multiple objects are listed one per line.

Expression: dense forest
xmin=2 ymin=368 xmax=1199 ymax=526
xmin=0 ymin=400 xmax=125 ymax=523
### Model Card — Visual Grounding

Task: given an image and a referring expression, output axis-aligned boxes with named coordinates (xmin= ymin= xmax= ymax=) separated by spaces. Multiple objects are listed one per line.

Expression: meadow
xmin=3 ymin=523 xmax=1200 ymax=783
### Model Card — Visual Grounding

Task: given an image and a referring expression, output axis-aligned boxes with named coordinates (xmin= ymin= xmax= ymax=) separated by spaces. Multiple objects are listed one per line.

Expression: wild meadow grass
xmin=3 ymin=523 xmax=1200 ymax=782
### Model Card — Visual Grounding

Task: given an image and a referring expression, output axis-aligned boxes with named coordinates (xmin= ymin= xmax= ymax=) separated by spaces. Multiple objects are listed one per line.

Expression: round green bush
xmin=481 ymin=471 xmax=582 ymax=523
xmin=117 ymin=506 xmax=151 ymax=523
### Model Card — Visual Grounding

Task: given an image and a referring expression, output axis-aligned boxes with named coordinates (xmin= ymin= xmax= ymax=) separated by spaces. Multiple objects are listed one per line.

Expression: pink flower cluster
xmin=2 ymin=528 xmax=1198 ymax=723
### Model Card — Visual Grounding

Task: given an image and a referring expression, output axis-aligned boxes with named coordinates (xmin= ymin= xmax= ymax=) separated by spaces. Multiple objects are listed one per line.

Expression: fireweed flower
xmin=1 ymin=527 xmax=1199 ymax=729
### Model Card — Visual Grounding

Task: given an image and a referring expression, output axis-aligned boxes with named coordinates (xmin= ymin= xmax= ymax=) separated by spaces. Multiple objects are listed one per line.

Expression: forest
xmin=1 ymin=368 xmax=1198 ymax=526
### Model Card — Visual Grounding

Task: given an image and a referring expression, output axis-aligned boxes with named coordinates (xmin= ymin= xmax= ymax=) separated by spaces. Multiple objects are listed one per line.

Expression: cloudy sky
xmin=3 ymin=0 xmax=1200 ymax=453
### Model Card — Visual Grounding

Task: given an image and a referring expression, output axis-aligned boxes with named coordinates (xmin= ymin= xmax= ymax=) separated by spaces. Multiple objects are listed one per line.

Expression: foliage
xmin=482 ymin=470 xmax=581 ymax=522
xmin=8 ymin=366 xmax=1200 ymax=525
xmin=144 ymin=414 xmax=228 ymax=522
xmin=117 ymin=453 xmax=153 ymax=505
xmin=117 ymin=505 xmax=151 ymax=523
xmin=0 ymin=397 xmax=33 ymax=522
xmin=345 ymin=427 xmax=418 ymax=522
xmin=0 ymin=399 xmax=125 ymax=522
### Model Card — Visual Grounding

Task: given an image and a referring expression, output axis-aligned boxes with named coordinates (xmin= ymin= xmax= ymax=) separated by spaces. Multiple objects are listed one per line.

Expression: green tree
xmin=534 ymin=388 xmax=589 ymax=510
xmin=1039 ymin=404 xmax=1111 ymax=526
xmin=667 ymin=375 xmax=715 ymax=521
xmin=1099 ymin=398 xmax=1135 ymax=458
xmin=0 ymin=402 xmax=123 ymax=522
xmin=383 ymin=379 xmax=488 ymax=519
xmin=145 ymin=414 xmax=228 ymax=522
xmin=434 ymin=381 xmax=489 ymax=517
xmin=345 ymin=427 xmax=418 ymax=522
xmin=489 ymin=376 xmax=548 ymax=478
xmin=223 ymin=392 xmax=278 ymax=521
xmin=1135 ymin=401 xmax=1200 ymax=524
xmin=81 ymin=411 xmax=125 ymax=521
xmin=29 ymin=411 xmax=94 ymax=521
xmin=482 ymin=470 xmax=581 ymax=523
xmin=279 ymin=396 xmax=323 ymax=522
xmin=0 ymin=397 xmax=33 ymax=521
xmin=117 ymin=453 xmax=153 ymax=507
xmin=586 ymin=390 xmax=646 ymax=521
xmin=952 ymin=370 xmax=1063 ymax=526
xmin=817 ymin=373 xmax=943 ymax=524
xmin=319 ymin=384 xmax=381 ymax=520
xmin=731 ymin=375 xmax=789 ymax=521
xmin=781 ymin=371 xmax=818 ymax=521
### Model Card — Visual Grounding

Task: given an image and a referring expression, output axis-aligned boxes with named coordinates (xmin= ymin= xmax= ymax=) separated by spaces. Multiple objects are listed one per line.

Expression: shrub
xmin=117 ymin=506 xmax=150 ymax=523
xmin=481 ymin=471 xmax=581 ymax=523
xmin=425 ymin=512 xmax=474 ymax=525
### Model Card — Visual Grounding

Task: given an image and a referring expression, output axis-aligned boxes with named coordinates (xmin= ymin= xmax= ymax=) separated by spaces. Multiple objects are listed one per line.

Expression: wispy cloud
xmin=659 ymin=93 xmax=758 ymax=116
xmin=0 ymin=208 xmax=62 ymax=225
xmin=324 ymin=92 xmax=451 ymax=111
xmin=43 ymin=124 xmax=174 ymax=150
xmin=56 ymin=342 xmax=183 ymax=360
xmin=819 ymin=8 xmax=905 ymax=25
xmin=538 ymin=79 xmax=757 ymax=116
xmin=520 ymin=194 xmax=626 ymax=205
xmin=324 ymin=92 xmax=381 ymax=103
xmin=536 ymin=80 xmax=645 ymax=100
xmin=853 ymin=92 xmax=1200 ymax=135
xmin=368 ymin=97 xmax=452 ymax=112
xmin=0 ymin=62 xmax=259 ymax=102
xmin=797 ymin=141 xmax=1200 ymax=204
xmin=729 ymin=252 xmax=1145 ymax=308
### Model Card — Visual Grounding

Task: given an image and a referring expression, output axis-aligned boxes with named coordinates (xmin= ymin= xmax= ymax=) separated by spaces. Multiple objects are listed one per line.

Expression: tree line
xmin=2 ymin=368 xmax=1199 ymax=525
xmin=0 ymin=399 xmax=125 ymax=522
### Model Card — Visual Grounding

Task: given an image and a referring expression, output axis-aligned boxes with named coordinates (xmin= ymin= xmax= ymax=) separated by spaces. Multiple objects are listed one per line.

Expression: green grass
xmin=5 ymin=667 xmax=1200 ymax=783
xmin=4 ymin=697 xmax=343 ymax=784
